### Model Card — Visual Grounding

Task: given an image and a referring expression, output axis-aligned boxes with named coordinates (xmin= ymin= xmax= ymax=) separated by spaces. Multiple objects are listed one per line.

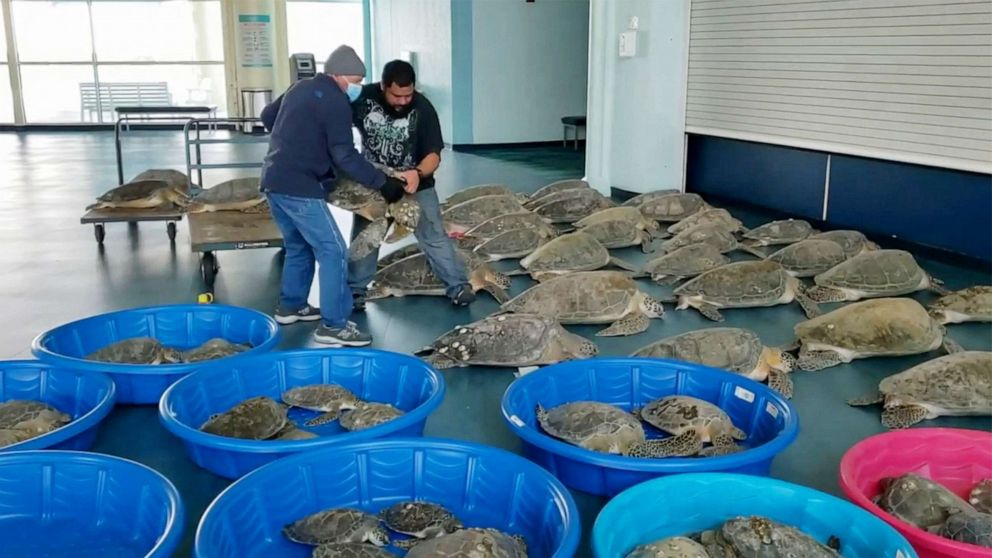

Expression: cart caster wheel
xmin=201 ymin=252 xmax=217 ymax=287
xmin=167 ymin=221 xmax=177 ymax=241
xmin=94 ymin=224 xmax=105 ymax=244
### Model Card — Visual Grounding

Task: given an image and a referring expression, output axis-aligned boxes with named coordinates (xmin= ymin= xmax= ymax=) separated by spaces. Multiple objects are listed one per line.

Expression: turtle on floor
xmin=511 ymin=231 xmax=638 ymax=281
xmin=928 ymin=286 xmax=992 ymax=324
xmin=442 ymin=195 xmax=527 ymax=235
xmin=525 ymin=179 xmax=591 ymax=208
xmin=367 ymin=250 xmax=511 ymax=303
xmin=443 ymin=183 xmax=526 ymax=208
xmin=807 ymin=249 xmax=948 ymax=303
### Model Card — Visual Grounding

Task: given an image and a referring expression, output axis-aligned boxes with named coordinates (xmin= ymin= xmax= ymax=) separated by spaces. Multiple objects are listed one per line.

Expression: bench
xmin=562 ymin=115 xmax=586 ymax=150
xmin=80 ymin=82 xmax=173 ymax=122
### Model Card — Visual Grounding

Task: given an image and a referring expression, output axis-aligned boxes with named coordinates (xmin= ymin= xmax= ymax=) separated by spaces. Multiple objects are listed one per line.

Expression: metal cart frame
xmin=183 ymin=117 xmax=282 ymax=293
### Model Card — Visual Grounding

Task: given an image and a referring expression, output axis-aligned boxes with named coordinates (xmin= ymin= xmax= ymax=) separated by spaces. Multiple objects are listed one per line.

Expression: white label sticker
xmin=895 ymin=551 xmax=906 ymax=558
xmin=515 ymin=366 xmax=539 ymax=377
xmin=766 ymin=402 xmax=779 ymax=418
xmin=734 ymin=386 xmax=755 ymax=403
xmin=510 ymin=415 xmax=525 ymax=428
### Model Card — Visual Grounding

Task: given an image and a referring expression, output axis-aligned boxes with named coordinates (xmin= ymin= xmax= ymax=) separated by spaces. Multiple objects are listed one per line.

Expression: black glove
xmin=380 ymin=176 xmax=406 ymax=203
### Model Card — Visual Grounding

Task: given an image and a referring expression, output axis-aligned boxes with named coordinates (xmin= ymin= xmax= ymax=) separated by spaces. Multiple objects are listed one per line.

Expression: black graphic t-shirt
xmin=352 ymin=83 xmax=444 ymax=190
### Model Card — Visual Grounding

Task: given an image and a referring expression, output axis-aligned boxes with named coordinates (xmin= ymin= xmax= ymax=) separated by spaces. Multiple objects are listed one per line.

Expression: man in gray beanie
xmin=259 ymin=44 xmax=414 ymax=346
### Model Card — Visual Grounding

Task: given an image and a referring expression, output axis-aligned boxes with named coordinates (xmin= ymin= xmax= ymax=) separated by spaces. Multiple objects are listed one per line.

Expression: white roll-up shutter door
xmin=685 ymin=0 xmax=992 ymax=174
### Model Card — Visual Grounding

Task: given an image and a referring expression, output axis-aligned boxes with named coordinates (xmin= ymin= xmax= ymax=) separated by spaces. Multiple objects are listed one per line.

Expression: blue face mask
xmin=346 ymin=82 xmax=362 ymax=102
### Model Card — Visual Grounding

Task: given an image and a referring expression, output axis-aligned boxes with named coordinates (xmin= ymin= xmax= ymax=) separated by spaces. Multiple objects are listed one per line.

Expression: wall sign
xmin=239 ymin=14 xmax=272 ymax=68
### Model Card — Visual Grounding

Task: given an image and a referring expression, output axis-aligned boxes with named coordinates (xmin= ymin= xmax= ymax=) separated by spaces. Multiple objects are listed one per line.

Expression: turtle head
xmin=368 ymin=525 xmax=391 ymax=546
xmin=443 ymin=516 xmax=464 ymax=533
xmin=576 ymin=339 xmax=599 ymax=358
xmin=490 ymin=270 xmax=512 ymax=290
xmin=366 ymin=283 xmax=390 ymax=301
xmin=639 ymin=296 xmax=666 ymax=319
xmin=927 ymin=307 xmax=949 ymax=324
xmin=160 ymin=347 xmax=184 ymax=364
xmin=763 ymin=347 xmax=795 ymax=373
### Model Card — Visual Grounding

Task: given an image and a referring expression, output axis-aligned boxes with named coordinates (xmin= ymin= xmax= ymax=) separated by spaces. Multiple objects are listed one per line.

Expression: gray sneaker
xmin=274 ymin=304 xmax=321 ymax=325
xmin=313 ymin=321 xmax=372 ymax=347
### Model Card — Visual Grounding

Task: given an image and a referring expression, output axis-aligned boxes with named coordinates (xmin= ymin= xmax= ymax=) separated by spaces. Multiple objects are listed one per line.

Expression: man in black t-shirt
xmin=347 ymin=60 xmax=474 ymax=309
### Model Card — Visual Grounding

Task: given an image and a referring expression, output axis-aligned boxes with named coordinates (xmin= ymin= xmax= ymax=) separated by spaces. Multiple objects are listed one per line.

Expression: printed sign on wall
xmin=239 ymin=14 xmax=272 ymax=68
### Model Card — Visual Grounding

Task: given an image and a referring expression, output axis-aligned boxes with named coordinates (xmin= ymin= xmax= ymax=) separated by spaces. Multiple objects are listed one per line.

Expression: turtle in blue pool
xmin=181 ymin=338 xmax=250 ymax=362
xmin=700 ymin=516 xmax=840 ymax=557
xmin=380 ymin=501 xmax=462 ymax=548
xmin=625 ymin=536 xmax=710 ymax=558
xmin=84 ymin=337 xmax=182 ymax=365
xmin=282 ymin=384 xmax=361 ymax=426
xmin=634 ymin=396 xmax=747 ymax=457
xmin=199 ymin=396 xmax=287 ymax=440
xmin=283 ymin=508 xmax=390 ymax=546
xmin=312 ymin=542 xmax=396 ymax=558
xmin=404 ymin=528 xmax=527 ymax=558
xmin=0 ymin=400 xmax=71 ymax=447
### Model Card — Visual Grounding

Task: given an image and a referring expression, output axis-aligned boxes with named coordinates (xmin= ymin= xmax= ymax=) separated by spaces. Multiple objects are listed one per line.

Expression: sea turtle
xmin=525 ymin=179 xmax=591 ymax=208
xmin=416 ymin=313 xmax=598 ymax=370
xmin=442 ymin=195 xmax=527 ymax=235
xmin=626 ymin=537 xmax=710 ymax=558
xmin=848 ymin=351 xmax=992 ymax=428
xmin=668 ymin=208 xmax=745 ymax=236
xmin=766 ymin=239 xmax=848 ymax=278
xmin=513 ymin=231 xmax=638 ymax=281
xmin=84 ymin=337 xmax=183 ymax=365
xmin=498 ymin=271 xmax=665 ymax=336
xmin=328 ymin=174 xmax=421 ymax=259
xmin=808 ymin=230 xmax=879 ymax=258
xmin=312 ymin=543 xmax=397 ymax=558
xmin=642 ymin=243 xmax=730 ymax=285
xmin=200 ymin=396 xmax=288 ymax=439
xmin=662 ymin=224 xmax=750 ymax=255
xmin=443 ymin=184 xmax=525 ymax=208
xmin=459 ymin=212 xmax=554 ymax=241
xmin=632 ymin=328 xmax=796 ymax=398
xmin=791 ymin=297 xmax=962 ymax=371
xmin=380 ymin=501 xmax=463 ymax=541
xmin=132 ymin=169 xmax=190 ymax=193
xmin=405 ymin=528 xmax=527 ymax=558
xmin=928 ymin=286 xmax=992 ymax=324
xmin=281 ymin=384 xmax=360 ymax=426
xmin=0 ymin=429 xmax=35 ymax=448
xmin=536 ymin=401 xmax=702 ymax=458
xmin=531 ymin=189 xmax=617 ymax=223
xmin=875 ymin=473 xmax=975 ymax=532
xmin=273 ymin=423 xmax=319 ymax=440
xmin=672 ymin=260 xmax=821 ymax=322
xmin=471 ymin=226 xmax=557 ymax=261
xmin=742 ymin=219 xmax=814 ymax=249
xmin=186 ymin=177 xmax=267 ymax=213
xmin=283 ymin=508 xmax=390 ymax=546
xmin=367 ymin=250 xmax=511 ymax=303
xmin=706 ymin=516 xmax=840 ymax=557
xmin=624 ymin=192 xmax=706 ymax=222
xmin=182 ymin=338 xmax=250 ymax=362
xmin=339 ymin=402 xmax=404 ymax=431
xmin=377 ymin=244 xmax=423 ymax=270
xmin=0 ymin=400 xmax=71 ymax=437
xmin=807 ymin=249 xmax=948 ymax=303
xmin=635 ymin=395 xmax=747 ymax=456
xmin=971 ymin=480 xmax=992 ymax=514
xmin=939 ymin=511 xmax=992 ymax=547
xmin=573 ymin=206 xmax=664 ymax=252
xmin=87 ymin=179 xmax=188 ymax=210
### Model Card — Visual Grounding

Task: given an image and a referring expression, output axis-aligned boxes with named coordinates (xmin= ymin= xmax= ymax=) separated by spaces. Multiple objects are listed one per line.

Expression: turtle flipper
xmin=797 ymin=347 xmax=843 ymax=371
xmin=739 ymin=242 xmax=768 ymax=258
xmin=365 ymin=284 xmax=390 ymax=301
xmin=794 ymin=286 xmax=821 ymax=318
xmin=385 ymin=223 xmax=413 ymax=244
xmin=927 ymin=274 xmax=950 ymax=295
xmin=607 ymin=256 xmax=639 ymax=272
xmin=767 ymin=370 xmax=794 ymax=399
xmin=881 ymin=405 xmax=929 ymax=429
xmin=654 ymin=275 xmax=681 ymax=286
xmin=847 ymin=392 xmax=884 ymax=406
xmin=305 ymin=409 xmax=342 ymax=427
xmin=941 ymin=332 xmax=964 ymax=354
xmin=596 ymin=312 xmax=650 ymax=337
xmin=640 ymin=236 xmax=655 ymax=254
xmin=700 ymin=434 xmax=744 ymax=457
xmin=392 ymin=538 xmax=421 ymax=550
xmin=481 ymin=282 xmax=510 ymax=304
xmin=625 ymin=430 xmax=703 ymax=458
xmin=350 ymin=218 xmax=390 ymax=261
xmin=421 ymin=352 xmax=461 ymax=369
xmin=696 ymin=303 xmax=724 ymax=322
xmin=805 ymin=286 xmax=848 ymax=303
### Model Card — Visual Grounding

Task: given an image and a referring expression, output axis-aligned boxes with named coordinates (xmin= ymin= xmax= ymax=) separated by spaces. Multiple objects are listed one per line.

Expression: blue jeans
xmin=266 ymin=192 xmax=352 ymax=328
xmin=348 ymin=187 xmax=469 ymax=297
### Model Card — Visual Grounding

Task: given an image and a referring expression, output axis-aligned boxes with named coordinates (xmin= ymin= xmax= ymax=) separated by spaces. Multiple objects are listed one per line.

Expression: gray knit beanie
xmin=324 ymin=45 xmax=366 ymax=76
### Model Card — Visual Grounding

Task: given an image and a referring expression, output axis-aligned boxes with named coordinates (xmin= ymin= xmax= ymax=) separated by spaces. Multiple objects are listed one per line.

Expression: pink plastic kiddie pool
xmin=839 ymin=427 xmax=992 ymax=558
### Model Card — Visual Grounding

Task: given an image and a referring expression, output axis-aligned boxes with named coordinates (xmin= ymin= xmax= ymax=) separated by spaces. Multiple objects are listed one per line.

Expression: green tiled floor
xmin=0 ymin=131 xmax=989 ymax=557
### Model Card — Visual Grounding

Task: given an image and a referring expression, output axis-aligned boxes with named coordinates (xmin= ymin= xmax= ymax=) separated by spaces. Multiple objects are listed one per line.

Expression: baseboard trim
xmin=451 ymin=140 xmax=583 ymax=151
xmin=0 ymin=123 xmax=242 ymax=132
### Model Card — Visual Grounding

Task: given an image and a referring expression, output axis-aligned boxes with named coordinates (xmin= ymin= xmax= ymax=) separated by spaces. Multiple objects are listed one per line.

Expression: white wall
xmin=469 ymin=0 xmax=589 ymax=144
xmin=371 ymin=0 xmax=453 ymax=140
xmin=585 ymin=0 xmax=689 ymax=194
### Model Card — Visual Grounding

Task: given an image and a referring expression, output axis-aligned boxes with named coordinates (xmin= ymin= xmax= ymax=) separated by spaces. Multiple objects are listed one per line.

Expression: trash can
xmin=240 ymin=88 xmax=272 ymax=134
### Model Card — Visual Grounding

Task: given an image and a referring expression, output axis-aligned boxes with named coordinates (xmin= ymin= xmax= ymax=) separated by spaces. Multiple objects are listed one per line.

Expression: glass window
xmin=20 ymin=65 xmax=97 ymax=123
xmin=12 ymin=1 xmax=92 ymax=62
xmin=0 ymin=66 xmax=13 ymax=123
xmin=97 ymin=63 xmax=227 ymax=115
xmin=91 ymin=1 xmax=223 ymax=62
xmin=287 ymin=1 xmax=364 ymax=62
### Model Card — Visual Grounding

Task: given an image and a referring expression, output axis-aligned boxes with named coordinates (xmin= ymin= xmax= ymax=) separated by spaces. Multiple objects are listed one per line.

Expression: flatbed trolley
xmin=183 ymin=117 xmax=283 ymax=295
xmin=82 ymin=114 xmax=198 ymax=245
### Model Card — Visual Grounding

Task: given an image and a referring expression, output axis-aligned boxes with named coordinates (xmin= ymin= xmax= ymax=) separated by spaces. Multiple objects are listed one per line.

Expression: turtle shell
xmin=878 ymin=351 xmax=992 ymax=414
xmin=501 ymin=271 xmax=639 ymax=323
xmin=767 ymin=238 xmax=847 ymax=277
xmin=632 ymin=327 xmax=763 ymax=376
xmin=520 ymin=232 xmax=609 ymax=273
xmin=814 ymin=250 xmax=926 ymax=296
xmin=795 ymin=297 xmax=941 ymax=355
xmin=675 ymin=260 xmax=790 ymax=306
xmin=627 ymin=193 xmax=705 ymax=222
xmin=644 ymin=243 xmax=729 ymax=280
xmin=537 ymin=401 xmax=645 ymax=453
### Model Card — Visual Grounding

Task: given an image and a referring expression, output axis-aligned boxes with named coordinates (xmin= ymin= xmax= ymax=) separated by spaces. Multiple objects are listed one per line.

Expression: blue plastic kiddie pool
xmin=0 ymin=360 xmax=116 ymax=451
xmin=195 ymin=437 xmax=580 ymax=558
xmin=31 ymin=303 xmax=280 ymax=404
xmin=501 ymin=357 xmax=799 ymax=496
xmin=159 ymin=347 xmax=446 ymax=479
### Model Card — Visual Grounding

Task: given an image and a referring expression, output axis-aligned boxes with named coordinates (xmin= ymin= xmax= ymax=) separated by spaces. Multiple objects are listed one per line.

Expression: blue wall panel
xmin=686 ymin=135 xmax=828 ymax=220
xmin=829 ymin=155 xmax=992 ymax=261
